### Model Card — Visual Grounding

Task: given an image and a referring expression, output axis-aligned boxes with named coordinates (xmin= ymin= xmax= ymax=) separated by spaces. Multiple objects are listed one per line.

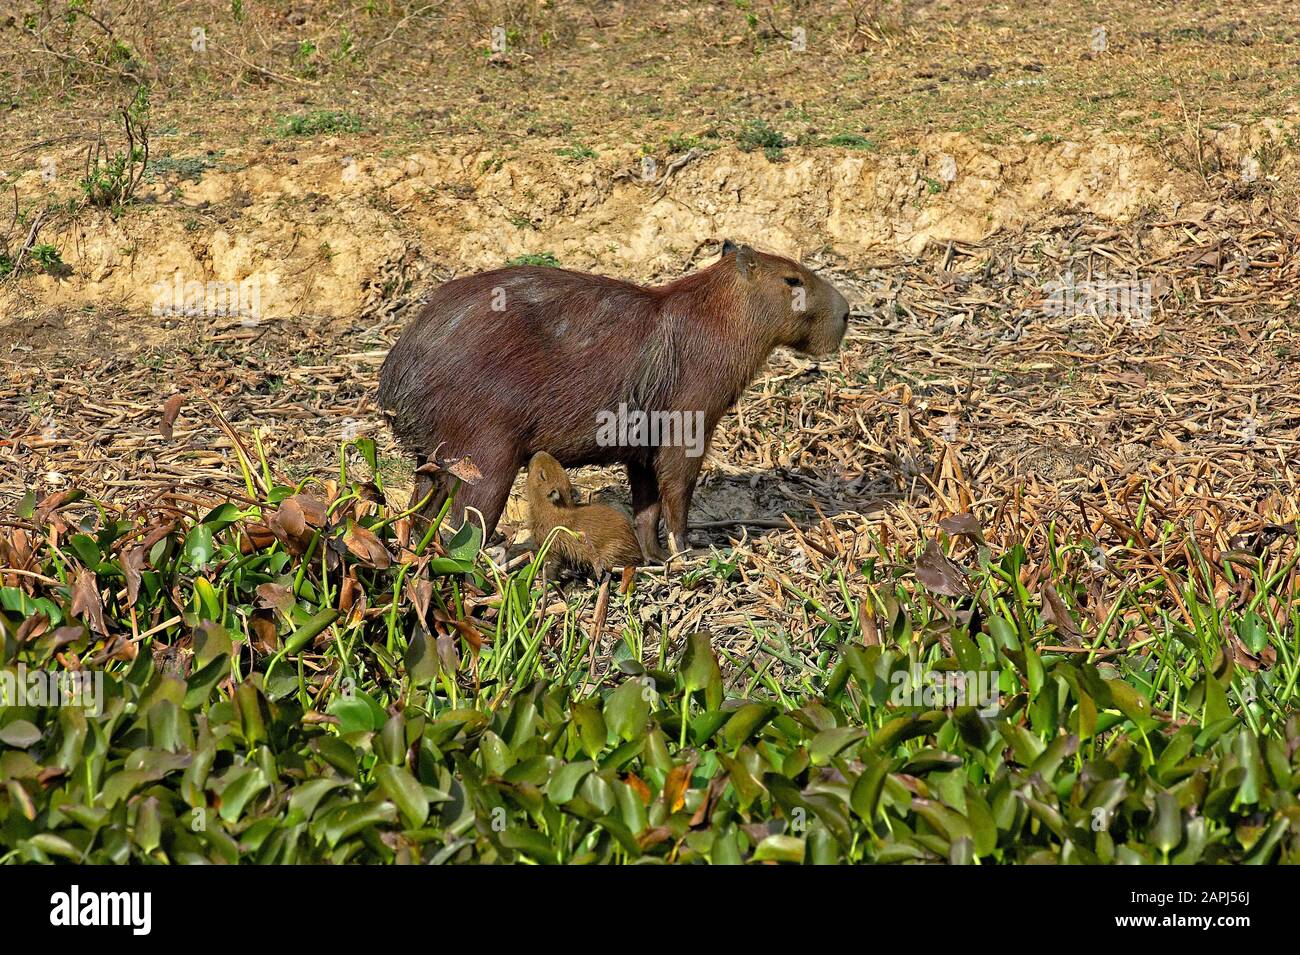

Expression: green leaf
xmin=184 ymin=653 xmax=230 ymax=709
xmin=571 ymin=701 xmax=607 ymax=759
xmin=809 ymin=726 xmax=869 ymax=765
xmin=850 ymin=756 xmax=894 ymax=821
xmin=722 ymin=703 xmax=775 ymax=751
xmin=446 ymin=522 xmax=482 ymax=562
xmin=183 ymin=524 xmax=215 ymax=571
xmin=679 ymin=632 xmax=722 ymax=709
xmin=605 ymin=679 xmax=652 ymax=742
xmin=752 ymin=834 xmax=805 ymax=863
xmin=1236 ymin=612 xmax=1269 ymax=655
xmin=1151 ymin=791 xmax=1182 ymax=856
xmin=329 ymin=689 xmax=386 ymax=734
xmin=547 ymin=760 xmax=595 ymax=804
xmin=218 ymin=766 xmax=269 ymax=822
xmin=283 ymin=608 xmax=338 ymax=656
xmin=0 ymin=720 xmax=41 ymax=748
xmin=375 ymin=764 xmax=429 ymax=828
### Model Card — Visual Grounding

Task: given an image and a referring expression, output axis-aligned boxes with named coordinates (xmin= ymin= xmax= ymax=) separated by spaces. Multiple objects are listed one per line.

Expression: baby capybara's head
xmin=721 ymin=240 xmax=850 ymax=357
xmin=526 ymin=451 xmax=576 ymax=508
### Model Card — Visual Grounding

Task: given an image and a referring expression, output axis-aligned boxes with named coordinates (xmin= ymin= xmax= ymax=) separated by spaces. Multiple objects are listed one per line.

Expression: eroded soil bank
xmin=3 ymin=121 xmax=1294 ymax=323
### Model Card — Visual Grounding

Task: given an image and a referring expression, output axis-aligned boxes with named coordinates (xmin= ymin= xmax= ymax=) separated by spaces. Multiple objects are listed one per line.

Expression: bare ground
xmin=3 ymin=1 xmax=1300 ymax=661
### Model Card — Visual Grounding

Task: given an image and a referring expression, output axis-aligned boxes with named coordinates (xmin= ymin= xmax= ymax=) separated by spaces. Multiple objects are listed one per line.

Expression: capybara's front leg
xmin=655 ymin=448 xmax=704 ymax=557
xmin=442 ymin=445 xmax=519 ymax=541
xmin=627 ymin=460 xmax=665 ymax=561
xmin=410 ymin=456 xmax=450 ymax=529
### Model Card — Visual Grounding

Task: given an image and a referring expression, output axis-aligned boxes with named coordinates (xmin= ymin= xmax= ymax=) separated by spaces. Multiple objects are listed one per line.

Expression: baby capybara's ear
xmin=721 ymin=238 xmax=738 ymax=256
xmin=547 ymin=489 xmax=564 ymax=506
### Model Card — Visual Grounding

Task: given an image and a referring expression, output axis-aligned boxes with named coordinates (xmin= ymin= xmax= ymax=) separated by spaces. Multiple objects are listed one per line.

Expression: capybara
xmin=377 ymin=240 xmax=850 ymax=558
xmin=526 ymin=452 xmax=642 ymax=577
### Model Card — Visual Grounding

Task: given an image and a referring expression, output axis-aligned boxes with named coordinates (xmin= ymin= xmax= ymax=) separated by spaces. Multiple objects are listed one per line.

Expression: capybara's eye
xmin=784 ymin=276 xmax=802 ymax=287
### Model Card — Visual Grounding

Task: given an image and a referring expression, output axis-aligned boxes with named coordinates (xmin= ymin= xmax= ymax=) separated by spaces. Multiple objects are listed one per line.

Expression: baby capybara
xmin=378 ymin=240 xmax=849 ymax=558
xmin=526 ymin=452 xmax=642 ymax=577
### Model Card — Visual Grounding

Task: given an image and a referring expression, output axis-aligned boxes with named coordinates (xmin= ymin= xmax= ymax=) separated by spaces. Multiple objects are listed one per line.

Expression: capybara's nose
xmin=833 ymin=288 xmax=851 ymax=326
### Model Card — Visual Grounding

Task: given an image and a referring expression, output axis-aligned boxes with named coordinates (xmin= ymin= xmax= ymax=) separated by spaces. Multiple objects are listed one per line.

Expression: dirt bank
xmin=6 ymin=124 xmax=1292 ymax=324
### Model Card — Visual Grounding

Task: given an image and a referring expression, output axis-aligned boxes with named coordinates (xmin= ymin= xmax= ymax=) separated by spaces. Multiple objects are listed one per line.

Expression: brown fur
xmin=526 ymin=452 xmax=642 ymax=577
xmin=378 ymin=241 xmax=849 ymax=557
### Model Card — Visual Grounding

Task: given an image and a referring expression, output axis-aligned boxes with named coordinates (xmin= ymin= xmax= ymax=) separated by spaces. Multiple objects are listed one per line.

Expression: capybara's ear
xmin=721 ymin=238 xmax=738 ymax=256
xmin=734 ymin=244 xmax=757 ymax=280
xmin=548 ymin=488 xmax=564 ymax=506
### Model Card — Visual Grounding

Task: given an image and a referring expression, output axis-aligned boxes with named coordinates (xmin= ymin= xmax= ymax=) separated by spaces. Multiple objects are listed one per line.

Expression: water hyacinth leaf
xmin=571 ymin=701 xmax=607 ymax=759
xmin=1236 ymin=611 xmax=1269 ymax=655
xmin=1202 ymin=672 xmax=1233 ymax=726
xmin=321 ymin=802 xmax=398 ymax=848
xmin=405 ymin=628 xmax=440 ymax=683
xmin=193 ymin=620 xmax=231 ymax=668
xmin=1151 ymin=791 xmax=1183 ymax=856
xmin=1234 ymin=731 xmax=1263 ymax=807
xmin=963 ymin=786 xmax=998 ymax=857
xmin=183 ymin=524 xmax=215 ymax=571
xmin=426 ymin=556 xmax=476 ymax=576
xmin=718 ymin=753 xmax=765 ymax=812
xmin=751 ymin=834 xmax=805 ymax=864
xmin=329 ymin=689 xmax=386 ymax=735
xmin=1105 ymin=677 xmax=1155 ymax=730
xmin=200 ymin=501 xmax=243 ymax=531
xmin=194 ymin=577 xmax=221 ymax=621
xmin=850 ymin=755 xmax=895 ymax=821
xmin=722 ymin=702 xmax=775 ymax=751
xmin=218 ymin=766 xmax=270 ymax=822
xmin=605 ymin=679 xmax=652 ymax=742
xmin=376 ymin=764 xmax=429 ymax=828
xmin=446 ymin=522 xmax=483 ymax=563
xmin=0 ymin=720 xmax=41 ymax=748
xmin=282 ymin=608 xmax=338 ymax=657
xmin=183 ymin=653 xmax=230 ymax=709
xmin=951 ymin=630 xmax=982 ymax=672
xmin=679 ymin=632 xmax=722 ymax=709
xmin=547 ymin=760 xmax=595 ymax=805
xmin=289 ymin=778 xmax=347 ymax=821
xmin=989 ymin=615 xmax=1020 ymax=651
xmin=871 ymin=710 xmax=946 ymax=750
xmin=68 ymin=533 xmax=101 ymax=568
xmin=500 ymin=827 xmax=555 ymax=863
xmin=809 ymin=726 xmax=868 ymax=765
xmin=134 ymin=796 xmax=162 ymax=853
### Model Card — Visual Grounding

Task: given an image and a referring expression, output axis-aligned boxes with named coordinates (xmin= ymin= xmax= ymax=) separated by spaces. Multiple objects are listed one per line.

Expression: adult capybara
xmin=377 ymin=240 xmax=849 ymax=558
xmin=526 ymin=452 xmax=642 ymax=577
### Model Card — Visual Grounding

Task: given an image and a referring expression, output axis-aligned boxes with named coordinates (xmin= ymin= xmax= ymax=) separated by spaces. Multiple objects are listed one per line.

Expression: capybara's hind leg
xmin=655 ymin=448 xmax=704 ymax=557
xmin=627 ymin=461 xmax=665 ymax=561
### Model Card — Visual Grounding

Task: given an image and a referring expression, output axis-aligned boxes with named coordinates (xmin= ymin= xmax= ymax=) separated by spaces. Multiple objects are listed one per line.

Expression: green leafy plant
xmin=3 ymin=433 xmax=1300 ymax=863
xmin=276 ymin=110 xmax=363 ymax=137
xmin=736 ymin=119 xmax=788 ymax=161
xmin=80 ymin=86 xmax=150 ymax=211
xmin=507 ymin=251 xmax=560 ymax=267
xmin=556 ymin=143 xmax=598 ymax=161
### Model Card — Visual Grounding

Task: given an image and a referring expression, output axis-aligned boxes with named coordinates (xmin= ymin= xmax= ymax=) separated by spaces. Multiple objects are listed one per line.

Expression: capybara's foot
xmin=641 ymin=540 xmax=668 ymax=563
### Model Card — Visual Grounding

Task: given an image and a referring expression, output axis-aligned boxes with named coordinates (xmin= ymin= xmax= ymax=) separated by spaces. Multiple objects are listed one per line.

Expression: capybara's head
xmin=527 ymin=451 xmax=576 ymax=508
xmin=721 ymin=239 xmax=850 ymax=356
